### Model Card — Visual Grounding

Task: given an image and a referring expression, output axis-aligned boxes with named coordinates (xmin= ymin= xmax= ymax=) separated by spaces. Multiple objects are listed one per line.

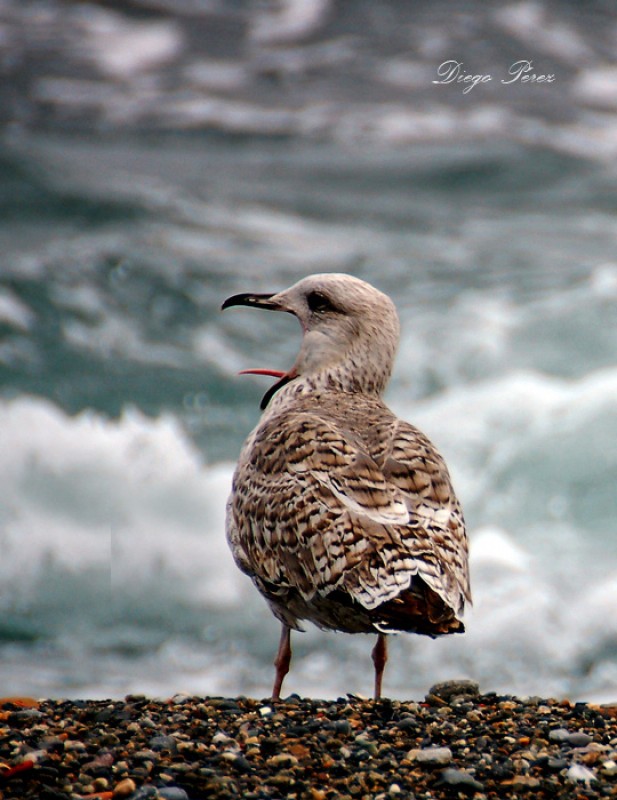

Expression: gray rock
xmin=438 ymin=768 xmax=484 ymax=791
xmin=158 ymin=789 xmax=190 ymax=800
xmin=567 ymin=732 xmax=593 ymax=747
xmin=8 ymin=709 xmax=44 ymax=724
xmin=128 ymin=788 xmax=159 ymax=800
xmin=549 ymin=728 xmax=593 ymax=746
xmin=549 ymin=728 xmax=572 ymax=742
xmin=149 ymin=735 xmax=178 ymax=753
xmin=427 ymin=680 xmax=480 ymax=702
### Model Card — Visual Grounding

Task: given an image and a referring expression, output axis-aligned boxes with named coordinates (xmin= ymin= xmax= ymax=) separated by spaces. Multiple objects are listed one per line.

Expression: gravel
xmin=1 ymin=684 xmax=616 ymax=799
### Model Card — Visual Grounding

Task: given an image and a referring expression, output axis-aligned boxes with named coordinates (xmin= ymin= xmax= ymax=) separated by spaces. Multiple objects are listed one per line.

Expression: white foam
xmin=0 ymin=289 xmax=34 ymax=330
xmin=573 ymin=66 xmax=617 ymax=110
xmin=576 ymin=574 xmax=617 ymax=643
xmin=470 ymin=526 xmax=530 ymax=572
xmin=62 ymin=312 xmax=189 ymax=367
xmin=184 ymin=60 xmax=249 ymax=93
xmin=250 ymin=0 xmax=331 ymax=46
xmin=494 ymin=2 xmax=594 ymax=63
xmin=0 ymin=398 xmax=243 ymax=623
xmin=590 ymin=263 xmax=617 ymax=298
xmin=395 ymin=367 xmax=617 ymax=518
xmin=72 ymin=6 xmax=184 ymax=80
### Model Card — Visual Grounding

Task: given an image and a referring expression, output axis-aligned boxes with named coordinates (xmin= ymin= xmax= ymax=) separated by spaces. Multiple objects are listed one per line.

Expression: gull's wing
xmin=227 ymin=398 xmax=470 ymax=623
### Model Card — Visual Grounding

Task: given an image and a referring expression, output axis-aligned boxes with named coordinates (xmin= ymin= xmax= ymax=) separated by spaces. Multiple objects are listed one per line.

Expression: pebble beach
xmin=1 ymin=682 xmax=616 ymax=800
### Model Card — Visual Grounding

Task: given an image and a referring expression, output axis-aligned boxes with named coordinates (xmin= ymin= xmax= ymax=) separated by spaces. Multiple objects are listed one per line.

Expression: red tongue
xmin=239 ymin=368 xmax=287 ymax=378
xmin=240 ymin=367 xmax=298 ymax=410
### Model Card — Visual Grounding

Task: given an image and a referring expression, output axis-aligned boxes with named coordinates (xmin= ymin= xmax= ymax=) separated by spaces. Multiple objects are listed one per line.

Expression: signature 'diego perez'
xmin=433 ymin=59 xmax=556 ymax=94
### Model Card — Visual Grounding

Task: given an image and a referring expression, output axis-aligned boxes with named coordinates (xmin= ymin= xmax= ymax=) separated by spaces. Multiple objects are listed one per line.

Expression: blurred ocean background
xmin=1 ymin=0 xmax=617 ymax=702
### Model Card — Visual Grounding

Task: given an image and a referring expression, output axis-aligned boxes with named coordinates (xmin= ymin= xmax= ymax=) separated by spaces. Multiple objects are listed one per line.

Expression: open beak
xmin=222 ymin=290 xmax=296 ymax=410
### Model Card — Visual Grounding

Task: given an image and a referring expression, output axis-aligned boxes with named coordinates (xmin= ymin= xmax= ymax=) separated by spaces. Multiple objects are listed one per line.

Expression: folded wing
xmin=227 ymin=399 xmax=470 ymax=633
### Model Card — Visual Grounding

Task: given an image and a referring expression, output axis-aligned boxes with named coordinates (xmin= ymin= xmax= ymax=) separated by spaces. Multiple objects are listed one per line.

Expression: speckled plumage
xmin=223 ymin=274 xmax=471 ymax=698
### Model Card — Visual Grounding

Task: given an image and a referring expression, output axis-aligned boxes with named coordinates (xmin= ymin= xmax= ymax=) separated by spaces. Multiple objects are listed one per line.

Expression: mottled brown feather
xmin=228 ymin=391 xmax=470 ymax=636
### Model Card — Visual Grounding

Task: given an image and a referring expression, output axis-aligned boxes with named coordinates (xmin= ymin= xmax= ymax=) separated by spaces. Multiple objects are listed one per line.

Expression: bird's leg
xmin=371 ymin=633 xmax=388 ymax=700
xmin=272 ymin=623 xmax=292 ymax=700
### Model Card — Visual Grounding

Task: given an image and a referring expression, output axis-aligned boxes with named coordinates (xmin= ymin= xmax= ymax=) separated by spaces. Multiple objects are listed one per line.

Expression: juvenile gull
xmin=222 ymin=274 xmax=471 ymax=699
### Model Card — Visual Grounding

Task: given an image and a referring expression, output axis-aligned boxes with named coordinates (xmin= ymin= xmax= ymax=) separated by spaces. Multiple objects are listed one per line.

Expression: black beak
xmin=221 ymin=292 xmax=280 ymax=311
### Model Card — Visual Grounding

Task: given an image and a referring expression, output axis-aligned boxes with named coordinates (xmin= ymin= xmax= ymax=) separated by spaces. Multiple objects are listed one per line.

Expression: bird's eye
xmin=307 ymin=291 xmax=334 ymax=313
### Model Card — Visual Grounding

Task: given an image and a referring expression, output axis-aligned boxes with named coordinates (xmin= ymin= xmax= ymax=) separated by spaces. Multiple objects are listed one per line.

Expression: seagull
xmin=222 ymin=273 xmax=471 ymax=700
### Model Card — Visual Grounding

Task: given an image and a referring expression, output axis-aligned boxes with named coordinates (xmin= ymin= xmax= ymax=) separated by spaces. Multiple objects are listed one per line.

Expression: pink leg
xmin=272 ymin=624 xmax=292 ymax=700
xmin=371 ymin=633 xmax=388 ymax=700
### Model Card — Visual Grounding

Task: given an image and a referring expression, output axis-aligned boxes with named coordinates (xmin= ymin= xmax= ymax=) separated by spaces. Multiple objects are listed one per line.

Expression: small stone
xmin=130 ymin=788 xmax=159 ymax=800
xmin=583 ymin=742 xmax=609 ymax=752
xmin=230 ymin=754 xmax=252 ymax=772
xmin=158 ymin=788 xmax=190 ymax=800
xmin=601 ymin=759 xmax=617 ymax=776
xmin=206 ymin=697 xmax=239 ymax=710
xmin=212 ymin=732 xmax=236 ymax=745
xmin=267 ymin=753 xmax=299 ymax=768
xmin=114 ymin=759 xmax=130 ymax=775
xmin=125 ymin=693 xmax=147 ymax=703
xmin=64 ymin=740 xmax=87 ymax=752
xmin=427 ymin=680 xmax=480 ymax=702
xmin=395 ymin=717 xmax=418 ymax=731
xmin=354 ymin=734 xmax=377 ymax=749
xmin=549 ymin=728 xmax=571 ymax=742
xmin=509 ymin=776 xmax=541 ymax=789
xmin=133 ymin=749 xmax=158 ymax=762
xmin=568 ymin=731 xmax=593 ymax=747
xmin=112 ymin=778 xmax=137 ymax=798
xmin=566 ymin=764 xmax=597 ymax=784
xmin=438 ymin=768 xmax=484 ymax=791
xmin=170 ymin=693 xmax=191 ymax=704
xmin=40 ymin=737 xmax=64 ymax=754
xmin=0 ymin=696 xmax=40 ymax=709
xmin=549 ymin=728 xmax=593 ymax=746
xmin=126 ymin=722 xmax=142 ymax=734
xmin=409 ymin=746 xmax=452 ymax=765
xmin=288 ymin=742 xmax=310 ymax=759
xmin=329 ymin=719 xmax=352 ymax=735
xmin=8 ymin=709 xmax=44 ymax=724
xmin=149 ymin=735 xmax=178 ymax=753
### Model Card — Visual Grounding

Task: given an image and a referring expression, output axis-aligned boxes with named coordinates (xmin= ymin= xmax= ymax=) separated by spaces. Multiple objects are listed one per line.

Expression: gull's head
xmin=223 ymin=273 xmax=400 ymax=402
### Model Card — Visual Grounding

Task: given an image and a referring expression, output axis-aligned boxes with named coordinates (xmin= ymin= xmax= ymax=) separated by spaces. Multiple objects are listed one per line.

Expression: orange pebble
xmin=0 ymin=698 xmax=40 ymax=710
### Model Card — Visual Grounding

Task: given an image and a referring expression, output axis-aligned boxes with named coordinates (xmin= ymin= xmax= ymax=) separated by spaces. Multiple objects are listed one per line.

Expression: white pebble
xmin=408 ymin=746 xmax=452 ymax=765
xmin=566 ymin=764 xmax=597 ymax=784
